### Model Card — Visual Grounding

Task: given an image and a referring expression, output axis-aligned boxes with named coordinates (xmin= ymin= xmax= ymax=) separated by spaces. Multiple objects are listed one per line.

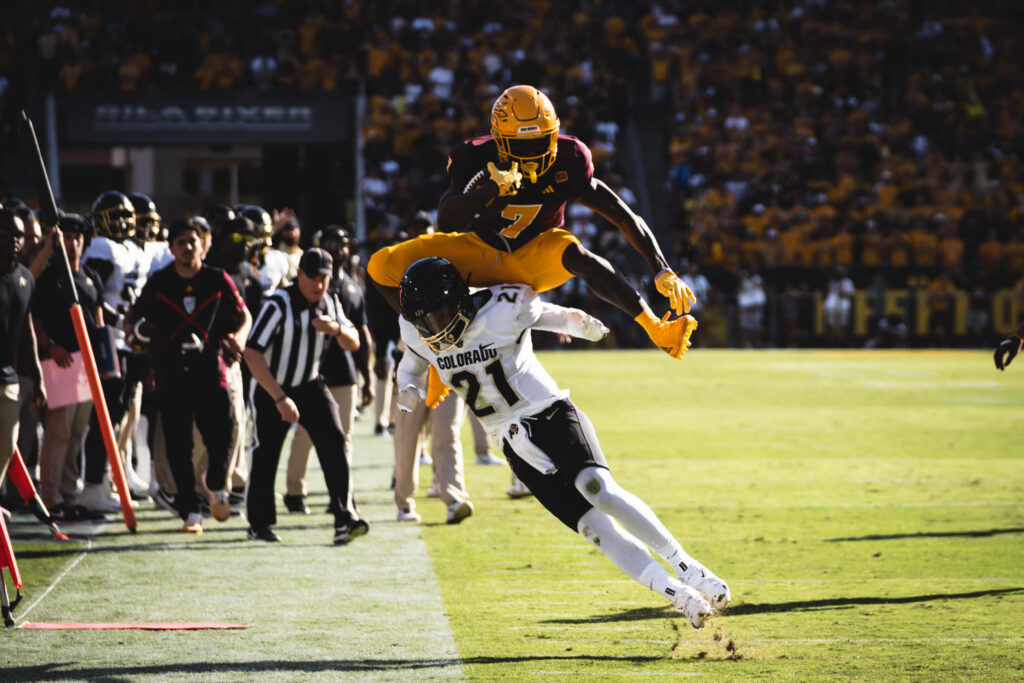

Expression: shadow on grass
xmin=825 ymin=527 xmax=1024 ymax=542
xmin=724 ymin=587 xmax=1024 ymax=616
xmin=2 ymin=654 xmax=661 ymax=681
xmin=537 ymin=588 xmax=1024 ymax=625
xmin=540 ymin=606 xmax=675 ymax=624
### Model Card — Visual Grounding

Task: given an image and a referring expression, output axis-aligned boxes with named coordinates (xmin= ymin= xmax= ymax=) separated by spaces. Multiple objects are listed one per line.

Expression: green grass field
xmin=2 ymin=349 xmax=1023 ymax=681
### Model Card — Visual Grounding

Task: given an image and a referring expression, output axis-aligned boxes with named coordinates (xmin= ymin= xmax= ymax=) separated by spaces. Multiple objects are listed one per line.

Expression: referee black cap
xmin=299 ymin=248 xmax=333 ymax=277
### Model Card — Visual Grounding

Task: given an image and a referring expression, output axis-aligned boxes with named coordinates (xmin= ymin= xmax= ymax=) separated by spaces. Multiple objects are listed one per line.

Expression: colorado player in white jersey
xmin=395 ymin=257 xmax=729 ymax=629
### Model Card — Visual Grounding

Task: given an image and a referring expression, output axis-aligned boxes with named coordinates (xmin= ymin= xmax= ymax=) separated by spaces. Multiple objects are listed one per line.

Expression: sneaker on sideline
xmin=506 ymin=477 xmax=532 ymax=499
xmin=210 ymin=489 xmax=231 ymax=522
xmin=445 ymin=500 xmax=473 ymax=525
xmin=475 ymin=453 xmax=504 ymax=465
xmin=49 ymin=502 xmax=87 ymax=524
xmin=247 ymin=526 xmax=281 ymax=542
xmin=79 ymin=482 xmax=123 ymax=513
xmin=283 ymin=493 xmax=310 ymax=514
xmin=396 ymin=507 xmax=421 ymax=523
xmin=182 ymin=512 xmax=203 ymax=534
xmin=153 ymin=488 xmax=177 ymax=514
xmin=425 ymin=482 xmax=441 ymax=498
xmin=72 ymin=504 xmax=108 ymax=523
xmin=333 ymin=519 xmax=369 ymax=545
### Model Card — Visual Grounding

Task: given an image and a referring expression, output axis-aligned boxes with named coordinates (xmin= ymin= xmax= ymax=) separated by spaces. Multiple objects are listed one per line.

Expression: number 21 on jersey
xmin=451 ymin=359 xmax=520 ymax=418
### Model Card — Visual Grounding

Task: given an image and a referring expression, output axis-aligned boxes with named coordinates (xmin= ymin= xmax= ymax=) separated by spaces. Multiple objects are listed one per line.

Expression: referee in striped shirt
xmin=244 ymin=248 xmax=368 ymax=544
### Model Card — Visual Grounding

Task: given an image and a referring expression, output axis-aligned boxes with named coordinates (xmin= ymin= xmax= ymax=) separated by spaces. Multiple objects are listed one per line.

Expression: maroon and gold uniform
xmin=369 ymin=84 xmax=696 ymax=366
xmin=369 ymin=134 xmax=594 ymax=293
xmin=451 ymin=134 xmax=593 ymax=252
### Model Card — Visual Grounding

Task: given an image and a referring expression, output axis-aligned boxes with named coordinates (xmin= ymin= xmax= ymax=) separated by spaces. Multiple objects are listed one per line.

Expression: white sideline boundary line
xmin=14 ymin=539 xmax=91 ymax=625
xmin=751 ymin=637 xmax=1024 ymax=644
xmin=528 ymin=672 xmax=700 ymax=677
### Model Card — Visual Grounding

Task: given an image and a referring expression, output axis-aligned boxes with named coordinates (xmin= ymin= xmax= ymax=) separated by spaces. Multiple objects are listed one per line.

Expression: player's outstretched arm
xmin=395 ymin=345 xmax=430 ymax=412
xmin=533 ymin=302 xmax=610 ymax=341
xmin=579 ymin=178 xmax=695 ymax=314
xmin=560 ymin=242 xmax=697 ymax=360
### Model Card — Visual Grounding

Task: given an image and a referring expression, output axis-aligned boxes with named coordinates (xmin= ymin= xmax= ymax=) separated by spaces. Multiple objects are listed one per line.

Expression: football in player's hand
xmin=462 ymin=159 xmax=516 ymax=194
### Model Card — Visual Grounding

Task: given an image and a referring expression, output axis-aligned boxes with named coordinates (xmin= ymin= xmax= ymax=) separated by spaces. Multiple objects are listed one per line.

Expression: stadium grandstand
xmin=1 ymin=0 xmax=1022 ymax=348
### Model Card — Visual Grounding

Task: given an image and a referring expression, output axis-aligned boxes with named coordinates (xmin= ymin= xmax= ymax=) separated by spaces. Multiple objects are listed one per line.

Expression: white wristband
xmin=133 ymin=319 xmax=151 ymax=343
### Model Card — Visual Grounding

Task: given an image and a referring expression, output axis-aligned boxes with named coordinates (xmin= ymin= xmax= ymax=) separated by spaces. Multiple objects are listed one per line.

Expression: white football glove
xmin=568 ymin=309 xmax=610 ymax=341
xmin=397 ymin=384 xmax=425 ymax=413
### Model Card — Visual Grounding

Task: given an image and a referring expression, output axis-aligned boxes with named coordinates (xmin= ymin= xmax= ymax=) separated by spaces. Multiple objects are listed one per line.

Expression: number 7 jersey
xmin=398 ymin=284 xmax=568 ymax=436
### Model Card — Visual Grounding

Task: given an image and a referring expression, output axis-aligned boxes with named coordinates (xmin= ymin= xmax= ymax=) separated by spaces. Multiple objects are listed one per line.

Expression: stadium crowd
xmin=0 ymin=1 xmax=1021 ymax=567
xmin=11 ymin=0 xmax=1021 ymax=349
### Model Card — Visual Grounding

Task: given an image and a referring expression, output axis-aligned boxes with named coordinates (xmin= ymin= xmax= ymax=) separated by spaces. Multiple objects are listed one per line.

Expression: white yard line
xmin=14 ymin=539 xmax=91 ymax=625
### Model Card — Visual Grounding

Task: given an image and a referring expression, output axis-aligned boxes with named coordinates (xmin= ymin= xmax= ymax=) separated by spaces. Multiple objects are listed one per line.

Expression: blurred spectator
xmin=823 ymin=267 xmax=855 ymax=346
xmin=737 ymin=271 xmax=766 ymax=348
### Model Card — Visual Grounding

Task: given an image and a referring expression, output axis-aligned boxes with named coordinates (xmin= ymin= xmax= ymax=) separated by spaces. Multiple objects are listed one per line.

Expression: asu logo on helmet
xmin=491 ymin=85 xmax=560 ymax=183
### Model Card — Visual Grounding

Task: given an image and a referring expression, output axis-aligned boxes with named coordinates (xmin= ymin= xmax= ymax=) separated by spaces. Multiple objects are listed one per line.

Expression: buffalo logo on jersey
xmin=399 ymin=257 xmax=477 ymax=353
xmin=436 ymin=344 xmax=499 ymax=370
xmin=491 ymin=85 xmax=560 ymax=183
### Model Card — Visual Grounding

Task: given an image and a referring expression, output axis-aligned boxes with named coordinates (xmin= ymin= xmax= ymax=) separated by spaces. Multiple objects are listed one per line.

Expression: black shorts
xmin=501 ymin=398 xmax=608 ymax=531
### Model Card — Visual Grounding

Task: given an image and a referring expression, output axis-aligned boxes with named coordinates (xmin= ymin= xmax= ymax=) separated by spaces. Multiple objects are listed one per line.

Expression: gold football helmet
xmin=490 ymin=85 xmax=560 ymax=183
xmin=128 ymin=192 xmax=161 ymax=242
xmin=90 ymin=191 xmax=136 ymax=240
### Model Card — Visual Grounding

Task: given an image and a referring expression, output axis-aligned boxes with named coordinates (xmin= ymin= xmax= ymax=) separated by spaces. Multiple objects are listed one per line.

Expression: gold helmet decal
xmin=491 ymin=85 xmax=560 ymax=183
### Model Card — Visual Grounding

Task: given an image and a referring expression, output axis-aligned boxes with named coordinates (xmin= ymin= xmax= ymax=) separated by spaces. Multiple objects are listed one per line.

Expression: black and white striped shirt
xmin=247 ymin=284 xmax=353 ymax=389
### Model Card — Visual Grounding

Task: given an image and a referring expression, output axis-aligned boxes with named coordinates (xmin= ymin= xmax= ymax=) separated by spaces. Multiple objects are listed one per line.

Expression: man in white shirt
xmin=395 ymin=257 xmax=729 ymax=629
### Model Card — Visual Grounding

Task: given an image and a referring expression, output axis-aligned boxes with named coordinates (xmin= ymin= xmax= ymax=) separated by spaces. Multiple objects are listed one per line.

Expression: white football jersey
xmin=399 ymin=284 xmax=568 ymax=436
xmin=84 ymin=236 xmax=141 ymax=349
xmin=144 ymin=240 xmax=173 ymax=276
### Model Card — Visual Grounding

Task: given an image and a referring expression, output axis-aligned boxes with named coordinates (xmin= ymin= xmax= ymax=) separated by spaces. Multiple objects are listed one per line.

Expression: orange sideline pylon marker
xmin=8 ymin=447 xmax=65 ymax=538
xmin=71 ymin=305 xmax=136 ymax=532
xmin=17 ymin=109 xmax=135 ymax=532
xmin=0 ymin=509 xmax=23 ymax=626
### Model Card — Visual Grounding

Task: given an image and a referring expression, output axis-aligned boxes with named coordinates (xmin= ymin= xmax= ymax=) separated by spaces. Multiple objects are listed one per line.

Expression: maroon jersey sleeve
xmin=446 ymin=135 xmax=498 ymax=193
xmin=560 ymin=136 xmax=595 ymax=199
xmin=454 ymin=135 xmax=597 ymax=252
xmin=220 ymin=270 xmax=246 ymax=318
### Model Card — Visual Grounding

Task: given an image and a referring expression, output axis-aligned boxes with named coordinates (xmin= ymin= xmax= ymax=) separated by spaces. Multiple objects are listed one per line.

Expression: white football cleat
xmin=475 ymin=453 xmax=504 ymax=465
xmin=79 ymin=482 xmax=124 ymax=513
xmin=396 ymin=507 xmax=421 ymax=523
xmin=506 ymin=476 xmax=532 ymax=499
xmin=666 ymin=581 xmax=712 ymax=629
xmin=675 ymin=559 xmax=730 ymax=611
xmin=445 ymin=500 xmax=473 ymax=525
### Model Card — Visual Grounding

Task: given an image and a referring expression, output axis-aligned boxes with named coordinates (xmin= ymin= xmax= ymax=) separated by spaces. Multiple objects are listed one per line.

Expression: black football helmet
xmin=204 ymin=204 xmax=236 ymax=234
xmin=90 ymin=191 xmax=135 ymax=239
xmin=399 ymin=257 xmax=475 ymax=352
xmin=127 ymin=192 xmax=161 ymax=242
xmin=239 ymin=205 xmax=273 ymax=257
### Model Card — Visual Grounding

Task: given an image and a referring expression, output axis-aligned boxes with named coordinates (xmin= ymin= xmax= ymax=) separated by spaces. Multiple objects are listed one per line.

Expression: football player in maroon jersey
xmin=369 ymin=85 xmax=697 ymax=366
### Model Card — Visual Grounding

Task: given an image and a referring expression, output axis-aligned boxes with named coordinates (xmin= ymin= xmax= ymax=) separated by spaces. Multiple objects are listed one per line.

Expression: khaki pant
xmin=288 ymin=384 xmax=357 ymax=496
xmin=38 ymin=400 xmax=92 ymax=507
xmin=0 ymin=382 xmax=20 ymax=484
xmin=394 ymin=389 xmax=468 ymax=511
xmin=469 ymin=412 xmax=492 ymax=458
